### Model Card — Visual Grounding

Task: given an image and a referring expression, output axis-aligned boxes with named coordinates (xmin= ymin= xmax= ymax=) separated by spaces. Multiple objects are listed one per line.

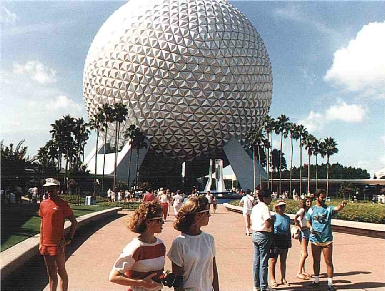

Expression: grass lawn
xmin=1 ymin=204 xmax=112 ymax=252
xmin=229 ymin=198 xmax=385 ymax=224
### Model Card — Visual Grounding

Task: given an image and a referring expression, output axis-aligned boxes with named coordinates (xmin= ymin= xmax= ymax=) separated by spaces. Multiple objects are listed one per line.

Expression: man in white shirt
xmin=250 ymin=189 xmax=273 ymax=291
xmin=239 ymin=189 xmax=254 ymax=235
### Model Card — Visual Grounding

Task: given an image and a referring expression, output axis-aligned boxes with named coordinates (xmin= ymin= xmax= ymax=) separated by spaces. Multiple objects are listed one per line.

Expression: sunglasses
xmin=197 ymin=210 xmax=210 ymax=215
xmin=149 ymin=217 xmax=164 ymax=223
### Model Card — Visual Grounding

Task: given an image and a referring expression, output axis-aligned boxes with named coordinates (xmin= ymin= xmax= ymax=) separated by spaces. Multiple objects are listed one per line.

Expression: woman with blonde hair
xmin=168 ymin=195 xmax=219 ymax=291
xmin=109 ymin=201 xmax=165 ymax=291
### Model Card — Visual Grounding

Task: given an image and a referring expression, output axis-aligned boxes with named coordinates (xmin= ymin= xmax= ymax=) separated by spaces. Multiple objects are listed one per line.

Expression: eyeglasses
xmin=197 ymin=210 xmax=210 ymax=215
xmin=149 ymin=217 xmax=164 ymax=223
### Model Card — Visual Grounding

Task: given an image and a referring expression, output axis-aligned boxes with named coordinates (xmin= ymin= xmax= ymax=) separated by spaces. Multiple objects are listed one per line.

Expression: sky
xmin=1 ymin=1 xmax=384 ymax=177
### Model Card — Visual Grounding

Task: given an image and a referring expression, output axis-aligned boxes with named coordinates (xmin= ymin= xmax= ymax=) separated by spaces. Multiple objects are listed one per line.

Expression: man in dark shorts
xmin=39 ymin=178 xmax=78 ymax=291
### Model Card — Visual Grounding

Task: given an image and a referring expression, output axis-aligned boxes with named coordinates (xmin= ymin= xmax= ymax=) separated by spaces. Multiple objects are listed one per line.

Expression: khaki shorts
xmin=311 ymin=241 xmax=333 ymax=247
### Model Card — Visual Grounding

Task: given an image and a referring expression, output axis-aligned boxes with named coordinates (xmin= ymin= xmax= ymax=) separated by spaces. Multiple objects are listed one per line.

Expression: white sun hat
xmin=43 ymin=178 xmax=60 ymax=187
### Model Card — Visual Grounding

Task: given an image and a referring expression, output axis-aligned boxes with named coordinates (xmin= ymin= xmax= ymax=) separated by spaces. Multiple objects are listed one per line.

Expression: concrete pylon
xmin=223 ymin=138 xmax=267 ymax=190
xmin=84 ymin=139 xmax=149 ymax=186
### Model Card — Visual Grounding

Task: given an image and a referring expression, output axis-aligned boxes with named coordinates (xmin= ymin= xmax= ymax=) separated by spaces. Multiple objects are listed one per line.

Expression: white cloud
xmin=326 ymin=100 xmax=365 ymax=123
xmin=273 ymin=5 xmax=338 ymax=37
xmin=298 ymin=111 xmax=324 ymax=132
xmin=324 ymin=21 xmax=385 ymax=99
xmin=299 ymin=100 xmax=365 ymax=133
xmin=46 ymin=95 xmax=83 ymax=113
xmin=0 ymin=65 xmax=87 ymax=157
xmin=13 ymin=61 xmax=57 ymax=84
xmin=0 ymin=5 xmax=17 ymax=25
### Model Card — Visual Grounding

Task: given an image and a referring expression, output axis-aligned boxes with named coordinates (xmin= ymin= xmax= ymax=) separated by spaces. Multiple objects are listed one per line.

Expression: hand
xmin=141 ymin=273 xmax=162 ymax=289
xmin=58 ymin=238 xmax=71 ymax=248
xmin=340 ymin=200 xmax=347 ymax=207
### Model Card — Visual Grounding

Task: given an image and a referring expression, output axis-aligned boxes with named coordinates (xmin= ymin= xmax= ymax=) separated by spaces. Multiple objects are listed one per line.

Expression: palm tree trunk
xmin=270 ymin=133 xmax=273 ymax=191
xmin=326 ymin=156 xmax=330 ymax=197
xmin=253 ymin=146 xmax=256 ymax=190
xmin=94 ymin=131 xmax=99 ymax=194
xmin=113 ymin=122 xmax=119 ymax=189
xmin=102 ymin=127 xmax=107 ymax=194
xmin=315 ymin=155 xmax=318 ymax=189
xmin=307 ymin=151 xmax=311 ymax=194
xmin=279 ymin=134 xmax=283 ymax=194
xmin=289 ymin=136 xmax=293 ymax=197
xmin=135 ymin=149 xmax=140 ymax=189
xmin=258 ymin=145 xmax=262 ymax=188
xmin=299 ymin=138 xmax=303 ymax=196
xmin=127 ymin=145 xmax=133 ymax=188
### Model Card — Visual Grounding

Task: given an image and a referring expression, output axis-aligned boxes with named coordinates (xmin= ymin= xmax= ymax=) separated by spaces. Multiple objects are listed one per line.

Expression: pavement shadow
xmin=1 ymin=212 xmax=126 ymax=291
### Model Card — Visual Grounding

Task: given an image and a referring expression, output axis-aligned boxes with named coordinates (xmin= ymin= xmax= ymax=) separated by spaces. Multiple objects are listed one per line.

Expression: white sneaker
xmin=253 ymin=287 xmax=260 ymax=291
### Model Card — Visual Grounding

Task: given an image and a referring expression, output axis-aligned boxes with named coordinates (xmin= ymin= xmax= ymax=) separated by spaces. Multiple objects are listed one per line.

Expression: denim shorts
xmin=299 ymin=228 xmax=310 ymax=242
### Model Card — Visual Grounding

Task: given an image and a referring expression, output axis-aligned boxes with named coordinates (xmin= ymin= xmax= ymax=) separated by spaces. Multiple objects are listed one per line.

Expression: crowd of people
xmin=35 ymin=175 xmax=348 ymax=291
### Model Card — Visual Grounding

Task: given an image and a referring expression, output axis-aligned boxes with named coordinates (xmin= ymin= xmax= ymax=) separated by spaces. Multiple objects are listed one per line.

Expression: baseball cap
xmin=43 ymin=178 xmax=60 ymax=187
xmin=275 ymin=200 xmax=286 ymax=207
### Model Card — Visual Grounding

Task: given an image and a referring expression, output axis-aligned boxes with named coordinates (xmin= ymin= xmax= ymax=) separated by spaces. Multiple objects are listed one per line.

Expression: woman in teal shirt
xmin=306 ymin=189 xmax=346 ymax=291
xmin=269 ymin=200 xmax=291 ymax=288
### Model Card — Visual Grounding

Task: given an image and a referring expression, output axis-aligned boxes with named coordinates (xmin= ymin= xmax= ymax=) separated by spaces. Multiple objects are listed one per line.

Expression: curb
xmin=223 ymin=203 xmax=385 ymax=239
xmin=0 ymin=207 xmax=122 ymax=280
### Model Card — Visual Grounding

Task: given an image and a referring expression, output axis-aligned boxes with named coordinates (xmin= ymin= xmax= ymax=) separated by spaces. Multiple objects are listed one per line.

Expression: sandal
xmin=270 ymin=281 xmax=278 ymax=288
xmin=296 ymin=273 xmax=309 ymax=280
xmin=281 ymin=279 xmax=290 ymax=286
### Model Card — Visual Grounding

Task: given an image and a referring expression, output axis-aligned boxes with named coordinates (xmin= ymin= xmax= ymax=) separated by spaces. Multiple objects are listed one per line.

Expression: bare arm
xmin=39 ymin=220 xmax=43 ymax=249
xmin=334 ymin=201 xmax=346 ymax=213
xmin=59 ymin=214 xmax=78 ymax=248
xmin=212 ymin=257 xmax=219 ymax=291
xmin=109 ymin=269 xmax=161 ymax=289
xmin=171 ymin=262 xmax=185 ymax=291
xmin=293 ymin=213 xmax=301 ymax=227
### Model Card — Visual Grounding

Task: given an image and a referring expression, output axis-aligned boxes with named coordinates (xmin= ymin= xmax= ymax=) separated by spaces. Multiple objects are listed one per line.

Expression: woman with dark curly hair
xmin=109 ymin=201 xmax=165 ymax=291
xmin=167 ymin=195 xmax=219 ymax=291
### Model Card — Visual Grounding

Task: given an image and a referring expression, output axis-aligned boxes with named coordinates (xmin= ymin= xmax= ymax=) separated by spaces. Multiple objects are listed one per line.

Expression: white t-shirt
xmin=173 ymin=194 xmax=183 ymax=205
xmin=250 ymin=202 xmax=272 ymax=232
xmin=168 ymin=232 xmax=216 ymax=291
xmin=296 ymin=208 xmax=309 ymax=228
xmin=240 ymin=194 xmax=254 ymax=215
xmin=113 ymin=237 xmax=165 ymax=291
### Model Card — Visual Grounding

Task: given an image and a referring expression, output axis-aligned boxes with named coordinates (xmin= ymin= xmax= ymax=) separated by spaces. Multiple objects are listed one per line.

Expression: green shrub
xmin=229 ymin=199 xmax=385 ymax=224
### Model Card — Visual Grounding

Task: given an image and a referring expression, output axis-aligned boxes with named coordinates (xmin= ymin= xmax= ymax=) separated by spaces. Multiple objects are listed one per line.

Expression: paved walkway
xmin=3 ymin=205 xmax=385 ymax=291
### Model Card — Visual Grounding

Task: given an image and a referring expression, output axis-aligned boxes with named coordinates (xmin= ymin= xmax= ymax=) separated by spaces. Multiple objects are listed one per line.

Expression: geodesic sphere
xmin=83 ymin=0 xmax=272 ymax=162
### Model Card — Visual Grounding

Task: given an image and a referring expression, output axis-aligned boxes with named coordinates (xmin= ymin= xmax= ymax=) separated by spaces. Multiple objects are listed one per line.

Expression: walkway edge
xmin=0 ymin=207 xmax=122 ymax=280
xmin=223 ymin=203 xmax=385 ymax=239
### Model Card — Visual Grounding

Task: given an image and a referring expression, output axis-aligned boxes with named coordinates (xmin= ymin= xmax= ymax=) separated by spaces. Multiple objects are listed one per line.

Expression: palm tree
xmin=124 ymin=124 xmax=138 ymax=188
xmin=296 ymin=124 xmax=308 ymax=196
xmin=304 ymin=133 xmax=316 ymax=194
xmin=312 ymin=138 xmax=321 ymax=189
xmin=320 ymin=137 xmax=338 ymax=196
xmin=88 ymin=108 xmax=105 ymax=193
xmin=100 ymin=103 xmax=114 ymax=193
xmin=288 ymin=122 xmax=300 ymax=196
xmin=275 ymin=114 xmax=290 ymax=194
xmin=263 ymin=115 xmax=275 ymax=189
xmin=131 ymin=129 xmax=148 ymax=189
xmin=246 ymin=128 xmax=267 ymax=189
xmin=112 ymin=103 xmax=128 ymax=189
xmin=50 ymin=115 xmax=77 ymax=187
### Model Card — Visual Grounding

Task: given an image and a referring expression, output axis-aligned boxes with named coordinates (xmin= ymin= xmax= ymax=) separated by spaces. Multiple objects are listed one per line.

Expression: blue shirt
xmin=305 ymin=205 xmax=336 ymax=243
xmin=273 ymin=213 xmax=291 ymax=235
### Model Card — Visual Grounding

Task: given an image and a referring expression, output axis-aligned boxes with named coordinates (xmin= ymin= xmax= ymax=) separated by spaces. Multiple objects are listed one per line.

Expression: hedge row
xmin=229 ymin=199 xmax=385 ymax=224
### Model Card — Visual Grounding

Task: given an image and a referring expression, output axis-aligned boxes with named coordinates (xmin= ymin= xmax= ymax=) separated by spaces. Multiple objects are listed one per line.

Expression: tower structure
xmin=83 ymin=0 xmax=272 ymax=190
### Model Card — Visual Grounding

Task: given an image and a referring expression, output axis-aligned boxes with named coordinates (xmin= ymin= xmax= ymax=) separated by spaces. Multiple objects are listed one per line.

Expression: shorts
xmin=243 ymin=210 xmax=252 ymax=216
xmin=311 ymin=241 xmax=333 ymax=247
xmin=40 ymin=245 xmax=65 ymax=256
xmin=299 ymin=228 xmax=310 ymax=242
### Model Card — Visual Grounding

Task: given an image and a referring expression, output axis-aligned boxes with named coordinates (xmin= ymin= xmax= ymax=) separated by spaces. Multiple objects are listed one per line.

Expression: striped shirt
xmin=113 ymin=237 xmax=165 ymax=291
